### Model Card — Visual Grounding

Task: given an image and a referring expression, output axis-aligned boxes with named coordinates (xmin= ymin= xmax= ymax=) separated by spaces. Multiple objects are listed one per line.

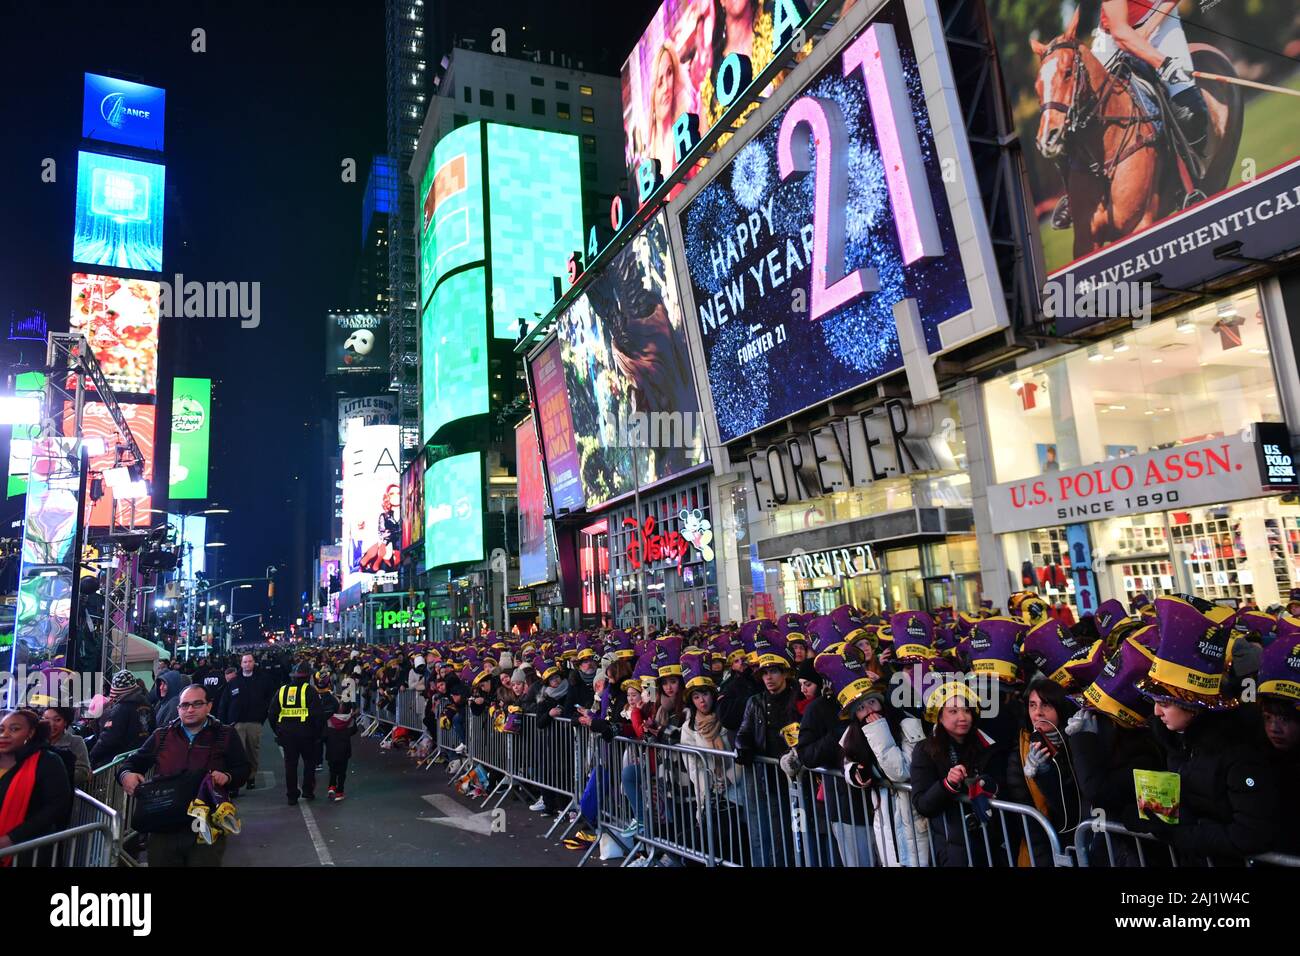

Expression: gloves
xmin=1159 ymin=56 xmax=1191 ymax=88
xmin=778 ymin=749 xmax=804 ymax=780
xmin=1065 ymin=709 xmax=1098 ymax=737
xmin=1023 ymin=743 xmax=1052 ymax=778
xmin=735 ymin=748 xmax=754 ymax=767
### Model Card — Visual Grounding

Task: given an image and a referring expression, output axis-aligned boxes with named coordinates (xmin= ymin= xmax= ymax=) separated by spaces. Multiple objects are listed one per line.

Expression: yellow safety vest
xmin=278 ymin=683 xmax=310 ymax=721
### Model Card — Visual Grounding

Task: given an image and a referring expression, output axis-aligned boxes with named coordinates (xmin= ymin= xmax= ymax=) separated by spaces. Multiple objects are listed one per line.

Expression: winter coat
xmin=0 ymin=745 xmax=74 ymax=856
xmin=88 ymin=688 xmax=154 ymax=768
xmin=1004 ymin=728 xmax=1085 ymax=867
xmin=1146 ymin=706 xmax=1280 ymax=864
xmin=736 ymin=684 xmax=800 ymax=763
xmin=1069 ymin=716 xmax=1163 ymax=816
xmin=910 ymin=728 xmax=1010 ymax=867
xmin=844 ymin=713 xmax=931 ymax=866
xmin=325 ymin=710 xmax=358 ymax=763
xmin=716 ymin=669 xmax=760 ymax=733
xmin=153 ymin=672 xmax=192 ymax=728
xmin=217 ymin=670 xmax=273 ymax=725
xmin=679 ymin=711 xmax=739 ymax=815
xmin=794 ymin=694 xmax=867 ymax=827
xmin=1265 ymin=739 xmax=1300 ymax=856
xmin=49 ymin=732 xmax=92 ymax=792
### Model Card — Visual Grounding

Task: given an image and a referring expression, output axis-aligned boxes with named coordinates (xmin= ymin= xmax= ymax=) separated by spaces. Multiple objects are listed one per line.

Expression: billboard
xmin=420 ymin=123 xmax=485 ymax=305
xmin=319 ymin=545 xmax=342 ymax=624
xmin=326 ymin=312 xmax=389 ymax=375
xmin=342 ymin=424 xmax=402 ymax=589
xmin=69 ymin=274 xmax=161 ymax=396
xmin=14 ymin=437 xmax=82 ymax=666
xmin=530 ymin=340 xmax=584 ymax=514
xmin=555 ymin=213 xmax=706 ymax=509
xmin=82 ymin=73 xmax=166 ymax=151
xmin=6 ymin=372 xmax=46 ymax=498
xmin=987 ymin=1 xmax=1300 ymax=329
xmin=424 ymin=452 xmax=484 ymax=569
xmin=401 ymin=456 xmax=425 ymax=552
xmin=485 ymin=125 xmax=585 ymax=339
xmin=73 ymin=152 xmax=165 ymax=272
xmin=338 ymin=395 xmax=398 ymax=446
xmin=516 ymin=418 xmax=553 ymax=586
xmin=65 ymin=402 xmax=156 ymax=527
xmin=169 ymin=377 xmax=211 ymax=499
xmin=676 ymin=1 xmax=1007 ymax=442
xmin=421 ymin=266 xmax=489 ymax=441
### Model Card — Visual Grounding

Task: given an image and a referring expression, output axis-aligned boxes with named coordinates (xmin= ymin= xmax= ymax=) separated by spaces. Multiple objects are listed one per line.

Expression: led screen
xmin=342 ymin=424 xmax=402 ymax=590
xmin=319 ymin=545 xmax=341 ymax=624
xmin=516 ymin=418 xmax=552 ymax=586
xmin=83 ymin=73 xmax=166 ymax=151
xmin=421 ymin=266 xmax=488 ymax=441
xmin=679 ymin=5 xmax=981 ymax=442
xmin=485 ymin=125 xmax=585 ymax=339
xmin=64 ymin=402 xmax=156 ymax=527
xmin=6 ymin=372 xmax=46 ymax=498
xmin=338 ymin=395 xmax=398 ymax=446
xmin=420 ymin=123 xmax=485 ymax=305
xmin=169 ymin=377 xmax=211 ymax=499
xmin=401 ymin=457 xmax=424 ymax=551
xmin=530 ymin=340 xmax=584 ymax=514
xmin=424 ymin=452 xmax=484 ymax=569
xmin=326 ymin=312 xmax=389 ymax=375
xmin=69 ymin=274 xmax=161 ymax=395
xmin=73 ymin=152 xmax=165 ymax=272
xmin=555 ymin=213 xmax=706 ymax=508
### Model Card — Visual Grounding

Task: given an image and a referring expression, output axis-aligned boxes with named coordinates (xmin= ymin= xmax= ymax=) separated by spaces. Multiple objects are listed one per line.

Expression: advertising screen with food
xmin=555 ymin=213 xmax=707 ymax=509
xmin=677 ymin=0 xmax=1004 ymax=442
xmin=69 ymin=273 xmax=161 ymax=396
xmin=73 ymin=151 xmax=165 ymax=272
xmin=986 ymin=0 xmax=1300 ymax=328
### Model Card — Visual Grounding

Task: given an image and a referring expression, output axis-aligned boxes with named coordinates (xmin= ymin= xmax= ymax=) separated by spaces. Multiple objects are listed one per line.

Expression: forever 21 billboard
xmin=673 ymin=0 xmax=1007 ymax=445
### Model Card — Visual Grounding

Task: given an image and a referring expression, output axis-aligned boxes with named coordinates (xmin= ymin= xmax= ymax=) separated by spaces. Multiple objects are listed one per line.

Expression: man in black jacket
xmin=735 ymin=628 xmax=800 ymax=866
xmin=119 ymin=685 xmax=250 ymax=867
xmin=88 ymin=671 xmax=154 ymax=769
xmin=217 ymin=653 xmax=272 ymax=792
xmin=269 ymin=663 xmax=328 ymax=805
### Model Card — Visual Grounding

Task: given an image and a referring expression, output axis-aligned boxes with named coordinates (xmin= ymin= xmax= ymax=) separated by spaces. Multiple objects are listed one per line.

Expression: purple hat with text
xmin=807 ymin=615 xmax=845 ymax=656
xmin=1138 ymin=595 xmax=1238 ymax=710
xmin=1257 ymin=616 xmax=1300 ymax=708
xmin=830 ymin=604 xmax=870 ymax=644
xmin=652 ymin=636 xmax=683 ymax=679
xmin=753 ymin=625 xmax=792 ymax=670
xmin=1023 ymin=618 xmax=1105 ymax=689
xmin=778 ymin=613 xmax=809 ymax=646
xmin=681 ymin=647 xmax=716 ymax=692
xmin=890 ymin=610 xmax=938 ymax=662
xmin=815 ymin=649 xmax=883 ymax=716
xmin=1080 ymin=635 xmax=1159 ymax=729
xmin=966 ymin=617 xmax=1027 ymax=684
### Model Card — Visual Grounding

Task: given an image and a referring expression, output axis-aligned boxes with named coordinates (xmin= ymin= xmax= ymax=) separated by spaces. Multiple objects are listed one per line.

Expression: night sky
xmin=0 ymin=0 xmax=660 ymax=623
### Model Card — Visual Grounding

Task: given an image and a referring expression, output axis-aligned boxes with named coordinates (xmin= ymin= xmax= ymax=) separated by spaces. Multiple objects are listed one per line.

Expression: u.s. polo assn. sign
xmin=987 ymin=432 xmax=1270 ymax=534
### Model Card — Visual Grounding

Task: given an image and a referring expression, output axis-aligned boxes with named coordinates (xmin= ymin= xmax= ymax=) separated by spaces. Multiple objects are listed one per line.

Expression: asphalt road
xmin=214 ymin=722 xmax=598 ymax=867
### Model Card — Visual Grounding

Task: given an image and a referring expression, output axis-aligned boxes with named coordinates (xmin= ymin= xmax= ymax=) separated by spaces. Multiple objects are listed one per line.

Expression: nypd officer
xmin=269 ymin=662 xmax=328 ymax=805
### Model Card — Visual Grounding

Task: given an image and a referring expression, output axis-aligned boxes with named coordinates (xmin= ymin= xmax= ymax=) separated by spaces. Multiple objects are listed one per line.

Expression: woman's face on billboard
xmin=654 ymin=48 xmax=676 ymax=120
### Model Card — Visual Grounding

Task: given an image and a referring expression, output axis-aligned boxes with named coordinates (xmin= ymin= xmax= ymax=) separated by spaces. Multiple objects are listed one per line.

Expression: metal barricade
xmin=0 ymin=790 xmax=121 ymax=868
xmin=89 ymin=750 xmax=140 ymax=866
xmin=905 ymin=781 xmax=1074 ymax=867
xmin=1072 ymin=819 xmax=1300 ymax=868
xmin=506 ymin=713 xmax=582 ymax=839
xmin=394 ymin=689 xmax=425 ymax=733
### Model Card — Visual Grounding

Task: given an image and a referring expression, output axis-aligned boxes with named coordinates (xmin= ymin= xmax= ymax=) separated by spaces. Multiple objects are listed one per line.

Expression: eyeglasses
xmin=178 ymin=701 xmax=210 ymax=709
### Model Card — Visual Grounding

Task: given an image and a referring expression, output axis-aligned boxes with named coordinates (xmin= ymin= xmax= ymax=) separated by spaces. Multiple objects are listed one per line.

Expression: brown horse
xmin=1030 ymin=24 xmax=1240 ymax=259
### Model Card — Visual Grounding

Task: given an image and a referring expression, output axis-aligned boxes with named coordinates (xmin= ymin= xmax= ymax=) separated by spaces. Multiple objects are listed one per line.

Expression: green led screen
xmin=485 ymin=125 xmax=584 ymax=339
xmin=169 ymin=377 xmax=211 ymax=499
xmin=424 ymin=451 xmax=484 ymax=568
xmin=419 ymin=123 xmax=485 ymax=307
xmin=421 ymin=266 xmax=488 ymax=442
xmin=6 ymin=372 xmax=46 ymax=498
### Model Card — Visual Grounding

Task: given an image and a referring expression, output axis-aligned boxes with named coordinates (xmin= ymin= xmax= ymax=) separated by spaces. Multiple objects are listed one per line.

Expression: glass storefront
xmin=986 ymin=286 xmax=1296 ymax=610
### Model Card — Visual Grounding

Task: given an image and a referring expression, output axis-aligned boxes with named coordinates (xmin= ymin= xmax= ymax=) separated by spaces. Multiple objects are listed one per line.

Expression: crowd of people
xmin=2 ymin=586 xmax=1298 ymax=868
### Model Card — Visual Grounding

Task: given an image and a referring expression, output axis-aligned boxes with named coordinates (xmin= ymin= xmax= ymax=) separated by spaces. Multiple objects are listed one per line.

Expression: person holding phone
xmin=1005 ymin=679 xmax=1086 ymax=866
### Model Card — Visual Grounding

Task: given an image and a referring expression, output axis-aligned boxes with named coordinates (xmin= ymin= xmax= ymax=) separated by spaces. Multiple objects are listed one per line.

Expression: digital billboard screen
xmin=516 ymin=418 xmax=552 ymax=586
xmin=319 ymin=545 xmax=342 ymax=623
xmin=421 ymin=266 xmax=488 ymax=441
xmin=73 ymin=151 xmax=165 ymax=272
xmin=169 ymin=377 xmax=211 ymax=499
xmin=166 ymin=514 xmax=207 ymax=576
xmin=677 ymin=2 xmax=1005 ymax=442
xmin=424 ymin=452 xmax=484 ymax=569
xmin=485 ymin=125 xmax=584 ymax=339
xmin=82 ymin=73 xmax=166 ymax=151
xmin=338 ymin=395 xmax=398 ymax=446
xmin=530 ymin=340 xmax=584 ymax=514
xmin=420 ymin=123 xmax=485 ymax=305
xmin=64 ymin=402 xmax=156 ymax=527
xmin=401 ymin=456 xmax=424 ymax=552
xmin=69 ymin=274 xmax=160 ymax=396
xmin=342 ymin=424 xmax=402 ymax=590
xmin=555 ymin=213 xmax=706 ymax=508
xmin=985 ymin=0 xmax=1300 ymax=330
xmin=6 ymin=372 xmax=46 ymax=498
xmin=326 ymin=312 xmax=389 ymax=375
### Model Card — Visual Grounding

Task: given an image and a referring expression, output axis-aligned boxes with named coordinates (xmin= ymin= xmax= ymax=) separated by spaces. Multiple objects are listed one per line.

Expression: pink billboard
xmin=531 ymin=340 xmax=583 ymax=514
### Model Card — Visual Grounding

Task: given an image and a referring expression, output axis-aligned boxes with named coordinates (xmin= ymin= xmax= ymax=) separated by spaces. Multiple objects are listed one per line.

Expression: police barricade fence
xmin=577 ymin=739 xmax=1071 ymax=868
xmin=1074 ymin=818 xmax=1300 ymax=868
xmin=89 ymin=750 xmax=141 ymax=866
xmin=0 ymin=790 xmax=121 ymax=868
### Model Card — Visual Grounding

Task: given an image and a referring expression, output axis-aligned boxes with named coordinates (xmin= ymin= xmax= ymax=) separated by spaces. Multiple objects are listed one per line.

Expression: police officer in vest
xmin=270 ymin=662 xmax=328 ymax=805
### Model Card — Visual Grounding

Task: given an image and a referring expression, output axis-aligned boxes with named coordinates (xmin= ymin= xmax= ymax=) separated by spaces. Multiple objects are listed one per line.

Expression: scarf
xmin=577 ymin=668 xmax=596 ymax=687
xmin=0 ymin=750 xmax=41 ymax=866
xmin=692 ymin=710 xmax=726 ymax=750
xmin=543 ymin=679 xmax=570 ymax=701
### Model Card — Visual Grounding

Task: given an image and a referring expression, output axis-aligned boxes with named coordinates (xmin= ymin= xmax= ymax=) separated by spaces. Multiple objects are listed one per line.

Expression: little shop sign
xmin=988 ymin=432 xmax=1268 ymax=534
